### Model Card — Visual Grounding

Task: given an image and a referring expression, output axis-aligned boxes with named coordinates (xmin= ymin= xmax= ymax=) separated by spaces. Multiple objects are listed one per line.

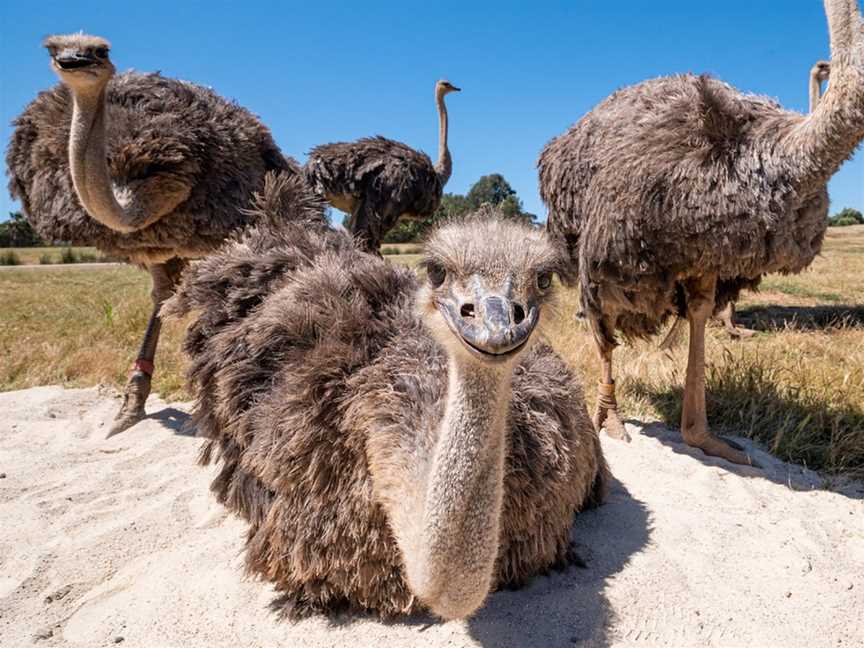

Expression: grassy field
xmin=1 ymin=226 xmax=862 ymax=477
xmin=0 ymin=246 xmax=114 ymax=265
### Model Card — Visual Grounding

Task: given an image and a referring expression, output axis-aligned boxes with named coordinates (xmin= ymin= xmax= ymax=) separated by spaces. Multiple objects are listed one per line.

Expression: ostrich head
xmin=417 ymin=211 xmax=564 ymax=369
xmin=436 ymin=79 xmax=461 ymax=98
xmin=44 ymin=33 xmax=114 ymax=90
xmin=812 ymin=60 xmax=832 ymax=84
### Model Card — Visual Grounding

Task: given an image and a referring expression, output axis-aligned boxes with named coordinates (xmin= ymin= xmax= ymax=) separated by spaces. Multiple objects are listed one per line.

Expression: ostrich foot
xmin=683 ymin=426 xmax=760 ymax=467
xmin=109 ymin=367 xmax=151 ymax=436
xmin=724 ymin=324 xmax=758 ymax=339
xmin=593 ymin=382 xmax=631 ymax=442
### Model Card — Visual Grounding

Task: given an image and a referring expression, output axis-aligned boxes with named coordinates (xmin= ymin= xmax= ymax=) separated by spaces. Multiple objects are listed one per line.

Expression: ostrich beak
xmin=436 ymin=280 xmax=538 ymax=361
xmin=53 ymin=50 xmax=98 ymax=70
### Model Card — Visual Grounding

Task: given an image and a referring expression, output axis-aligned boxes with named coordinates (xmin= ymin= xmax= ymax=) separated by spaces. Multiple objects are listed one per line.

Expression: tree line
xmin=380 ymin=173 xmax=538 ymax=243
xmin=3 ymin=200 xmax=861 ymax=249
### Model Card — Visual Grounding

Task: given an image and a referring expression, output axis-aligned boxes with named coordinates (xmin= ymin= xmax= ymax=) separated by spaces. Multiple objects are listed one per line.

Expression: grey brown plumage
xmin=6 ymin=33 xmax=301 ymax=435
xmin=304 ymin=136 xmax=442 ymax=250
xmin=166 ymin=172 xmax=607 ymax=619
xmin=7 ymin=72 xmax=296 ymax=263
xmin=540 ymin=73 xmax=833 ymax=345
xmin=304 ymin=79 xmax=459 ymax=252
xmin=539 ymin=0 xmax=864 ymax=464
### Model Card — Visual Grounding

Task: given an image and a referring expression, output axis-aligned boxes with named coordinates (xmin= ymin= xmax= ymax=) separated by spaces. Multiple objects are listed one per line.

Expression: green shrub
xmin=0 ymin=251 xmax=21 ymax=266
xmin=828 ymin=208 xmax=864 ymax=227
xmin=831 ymin=216 xmax=861 ymax=227
xmin=60 ymin=248 xmax=80 ymax=264
xmin=39 ymin=254 xmax=53 ymax=265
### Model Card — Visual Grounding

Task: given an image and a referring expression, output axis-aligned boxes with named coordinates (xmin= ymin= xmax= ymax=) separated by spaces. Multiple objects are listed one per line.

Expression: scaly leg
xmin=593 ymin=342 xmax=631 ymax=442
xmin=681 ymin=275 xmax=757 ymax=466
xmin=109 ymin=258 xmax=186 ymax=436
xmin=716 ymin=302 xmax=756 ymax=339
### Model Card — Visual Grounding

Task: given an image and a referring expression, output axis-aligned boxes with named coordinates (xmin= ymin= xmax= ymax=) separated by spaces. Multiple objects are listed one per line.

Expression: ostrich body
xmin=304 ymin=80 xmax=460 ymax=252
xmin=166 ymin=173 xmax=607 ymax=619
xmin=714 ymin=59 xmax=834 ymax=340
xmin=6 ymin=34 xmax=296 ymax=434
xmin=539 ymin=0 xmax=864 ymax=465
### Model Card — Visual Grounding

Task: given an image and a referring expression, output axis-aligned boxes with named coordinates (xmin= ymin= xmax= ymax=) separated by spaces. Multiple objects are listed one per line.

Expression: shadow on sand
xmin=633 ymin=420 xmax=864 ymax=501
xmin=148 ymin=406 xmax=196 ymax=437
xmin=736 ymin=303 xmax=864 ymax=331
xmin=465 ymin=478 xmax=651 ymax=647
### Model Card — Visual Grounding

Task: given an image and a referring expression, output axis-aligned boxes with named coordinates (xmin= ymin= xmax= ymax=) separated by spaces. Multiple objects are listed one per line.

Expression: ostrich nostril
xmin=513 ymin=304 xmax=526 ymax=325
xmin=460 ymin=303 xmax=475 ymax=319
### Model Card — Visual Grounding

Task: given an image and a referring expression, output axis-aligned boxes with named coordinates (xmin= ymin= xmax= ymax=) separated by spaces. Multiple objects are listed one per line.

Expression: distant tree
xmin=466 ymin=174 xmax=537 ymax=224
xmin=381 ymin=174 xmax=536 ymax=243
xmin=0 ymin=212 xmax=43 ymax=247
xmin=466 ymin=174 xmax=516 ymax=209
xmin=828 ymin=207 xmax=864 ymax=227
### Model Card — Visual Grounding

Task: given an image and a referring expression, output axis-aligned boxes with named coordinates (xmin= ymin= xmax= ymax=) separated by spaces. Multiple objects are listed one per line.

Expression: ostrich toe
xmin=109 ymin=371 xmax=150 ymax=436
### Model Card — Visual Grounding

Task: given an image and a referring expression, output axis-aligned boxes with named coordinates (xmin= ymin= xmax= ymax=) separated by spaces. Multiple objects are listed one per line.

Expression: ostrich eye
xmin=537 ymin=272 xmax=552 ymax=290
xmin=94 ymin=47 xmax=109 ymax=59
xmin=427 ymin=263 xmax=446 ymax=288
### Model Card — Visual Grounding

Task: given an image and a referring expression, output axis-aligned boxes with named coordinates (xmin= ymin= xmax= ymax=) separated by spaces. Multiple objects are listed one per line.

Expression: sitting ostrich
xmin=304 ymin=80 xmax=460 ymax=252
xmin=6 ymin=34 xmax=296 ymax=434
xmin=539 ymin=0 xmax=864 ymax=465
xmin=165 ymin=173 xmax=607 ymax=619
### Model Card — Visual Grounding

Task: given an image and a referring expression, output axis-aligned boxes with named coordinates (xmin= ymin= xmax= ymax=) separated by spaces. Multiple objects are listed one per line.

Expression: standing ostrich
xmin=539 ymin=0 xmax=864 ymax=465
xmin=712 ymin=59 xmax=834 ymax=340
xmin=810 ymin=60 xmax=832 ymax=112
xmin=6 ymin=34 xmax=296 ymax=434
xmin=165 ymin=173 xmax=607 ymax=619
xmin=304 ymin=80 xmax=460 ymax=252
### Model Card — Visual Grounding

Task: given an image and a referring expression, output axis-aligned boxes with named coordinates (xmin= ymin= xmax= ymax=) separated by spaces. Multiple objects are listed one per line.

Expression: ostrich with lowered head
xmin=6 ymin=34 xmax=296 ymax=434
xmin=539 ymin=0 xmax=864 ymax=465
xmin=304 ymin=80 xmax=460 ymax=252
xmin=165 ymin=173 xmax=608 ymax=619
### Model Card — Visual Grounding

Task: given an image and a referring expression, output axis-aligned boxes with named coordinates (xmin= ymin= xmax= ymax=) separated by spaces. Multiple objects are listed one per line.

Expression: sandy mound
xmin=0 ymin=386 xmax=861 ymax=647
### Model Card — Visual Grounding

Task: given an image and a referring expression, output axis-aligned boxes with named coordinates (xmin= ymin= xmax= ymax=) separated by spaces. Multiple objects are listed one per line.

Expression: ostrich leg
xmin=593 ymin=340 xmax=631 ymax=442
xmin=716 ymin=302 xmax=756 ymax=339
xmin=681 ymin=275 xmax=756 ymax=466
xmin=348 ymin=199 xmax=381 ymax=255
xmin=109 ymin=258 xmax=186 ymax=435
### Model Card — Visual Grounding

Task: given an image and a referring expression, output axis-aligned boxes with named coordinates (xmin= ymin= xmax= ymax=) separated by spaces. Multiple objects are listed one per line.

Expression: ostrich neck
xmin=809 ymin=74 xmax=823 ymax=113
xmin=403 ymin=355 xmax=510 ymax=617
xmin=67 ymin=85 xmax=132 ymax=233
xmin=785 ymin=62 xmax=864 ymax=188
xmin=433 ymin=92 xmax=452 ymax=186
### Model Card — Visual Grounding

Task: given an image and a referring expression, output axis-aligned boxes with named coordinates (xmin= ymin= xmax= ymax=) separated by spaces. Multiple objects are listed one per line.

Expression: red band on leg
xmin=133 ymin=359 xmax=155 ymax=376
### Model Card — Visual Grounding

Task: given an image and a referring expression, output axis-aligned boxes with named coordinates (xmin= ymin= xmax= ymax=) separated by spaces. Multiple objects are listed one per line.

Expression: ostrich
xmin=810 ymin=60 xmax=832 ymax=112
xmin=539 ymin=0 xmax=864 ymax=465
xmin=712 ymin=59 xmax=834 ymax=340
xmin=304 ymin=80 xmax=460 ymax=252
xmin=6 ymin=34 xmax=296 ymax=434
xmin=165 ymin=172 xmax=608 ymax=619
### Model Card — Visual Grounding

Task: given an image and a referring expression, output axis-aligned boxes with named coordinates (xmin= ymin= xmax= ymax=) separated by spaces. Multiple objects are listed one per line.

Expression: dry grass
xmin=1 ymin=229 xmax=862 ymax=476
xmin=0 ymin=246 xmax=110 ymax=265
xmin=544 ymin=225 xmax=864 ymax=478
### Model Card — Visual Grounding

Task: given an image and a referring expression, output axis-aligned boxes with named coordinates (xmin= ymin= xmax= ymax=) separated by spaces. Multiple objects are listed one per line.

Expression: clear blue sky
xmin=1 ymin=0 xmax=862 ymax=222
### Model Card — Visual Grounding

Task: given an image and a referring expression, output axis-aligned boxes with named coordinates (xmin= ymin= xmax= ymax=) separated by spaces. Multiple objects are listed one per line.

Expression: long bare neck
xmin=400 ymin=356 xmax=510 ymax=618
xmin=784 ymin=1 xmax=864 ymax=186
xmin=433 ymin=91 xmax=452 ymax=186
xmin=809 ymin=72 xmax=825 ymax=113
xmin=67 ymin=84 xmax=135 ymax=233
xmin=67 ymin=80 xmax=182 ymax=233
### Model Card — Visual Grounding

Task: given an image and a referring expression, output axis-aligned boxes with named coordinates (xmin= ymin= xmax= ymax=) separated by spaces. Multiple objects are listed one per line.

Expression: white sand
xmin=1 ymin=386 xmax=861 ymax=648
